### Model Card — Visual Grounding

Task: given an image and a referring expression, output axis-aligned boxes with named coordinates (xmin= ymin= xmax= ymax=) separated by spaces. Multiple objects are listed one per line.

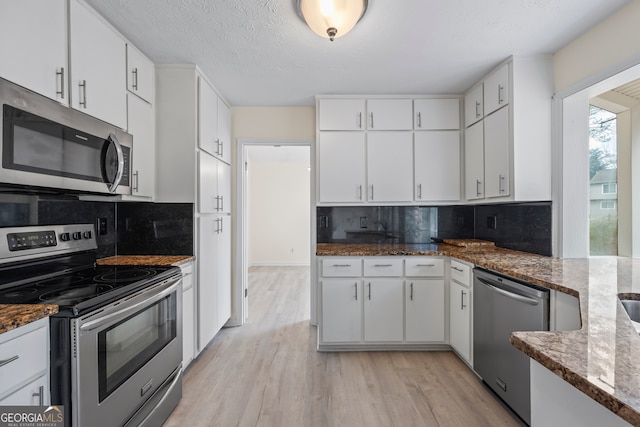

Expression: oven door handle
xmin=79 ymin=278 xmax=180 ymax=332
xmin=476 ymin=277 xmax=540 ymax=306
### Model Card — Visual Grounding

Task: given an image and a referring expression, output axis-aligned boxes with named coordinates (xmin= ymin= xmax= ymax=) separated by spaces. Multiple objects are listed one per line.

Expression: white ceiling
xmin=85 ymin=0 xmax=630 ymax=106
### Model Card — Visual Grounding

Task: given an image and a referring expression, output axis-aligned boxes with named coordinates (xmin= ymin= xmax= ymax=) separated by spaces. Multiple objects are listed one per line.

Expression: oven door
xmin=71 ymin=275 xmax=182 ymax=427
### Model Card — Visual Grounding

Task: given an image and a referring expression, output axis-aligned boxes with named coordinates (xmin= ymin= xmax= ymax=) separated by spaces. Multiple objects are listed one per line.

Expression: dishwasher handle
xmin=476 ymin=277 xmax=540 ymax=306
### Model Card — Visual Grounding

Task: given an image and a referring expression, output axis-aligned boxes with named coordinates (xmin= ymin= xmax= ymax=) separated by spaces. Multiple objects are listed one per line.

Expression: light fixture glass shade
xmin=299 ymin=0 xmax=367 ymax=41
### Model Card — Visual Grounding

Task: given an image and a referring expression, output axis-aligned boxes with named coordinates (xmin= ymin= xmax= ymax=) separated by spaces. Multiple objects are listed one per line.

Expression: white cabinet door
xmin=414 ymin=99 xmax=460 ymax=130
xmin=322 ymin=279 xmax=362 ymax=343
xmin=414 ymin=131 xmax=460 ymax=201
xmin=367 ymin=99 xmax=413 ymax=130
xmin=464 ymin=85 xmax=484 ymax=127
xmin=367 ymin=132 xmax=413 ymax=202
xmin=198 ymin=216 xmax=220 ymax=348
xmin=127 ymin=94 xmax=155 ymax=198
xmin=318 ymin=99 xmax=365 ymax=130
xmin=363 ymin=279 xmax=404 ymax=342
xmin=182 ymin=286 xmax=194 ymax=366
xmin=0 ymin=375 xmax=49 ymax=406
xmin=217 ymin=162 xmax=231 ymax=214
xmin=198 ymin=152 xmax=218 ymax=213
xmin=483 ymin=63 xmax=509 ymax=115
xmin=126 ymin=44 xmax=154 ymax=103
xmin=0 ymin=0 xmax=67 ymax=104
xmin=198 ymin=77 xmax=218 ymax=156
xmin=464 ymin=121 xmax=484 ymax=200
xmin=69 ymin=0 xmax=126 ymax=129
xmin=217 ymin=216 xmax=231 ymax=327
xmin=406 ymin=279 xmax=445 ymax=342
xmin=484 ymin=106 xmax=510 ymax=198
xmin=449 ymin=280 xmax=471 ymax=363
xmin=318 ymin=132 xmax=366 ymax=202
xmin=216 ymin=98 xmax=232 ymax=164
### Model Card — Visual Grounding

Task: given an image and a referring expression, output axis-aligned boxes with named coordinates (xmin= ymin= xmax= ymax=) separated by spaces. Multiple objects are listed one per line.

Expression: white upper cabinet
xmin=126 ymin=44 xmax=154 ymax=103
xmin=483 ymin=63 xmax=509 ymax=115
xmin=127 ymin=94 xmax=155 ymax=198
xmin=484 ymin=106 xmax=510 ymax=198
xmin=414 ymin=131 xmax=460 ymax=201
xmin=318 ymin=99 xmax=366 ymax=130
xmin=367 ymin=99 xmax=413 ymax=130
xmin=464 ymin=121 xmax=485 ymax=200
xmin=414 ymin=99 xmax=460 ymax=130
xmin=0 ymin=0 xmax=67 ymax=104
xmin=367 ymin=132 xmax=414 ymax=202
xmin=69 ymin=0 xmax=126 ymax=129
xmin=198 ymin=77 xmax=218 ymax=156
xmin=216 ymin=98 xmax=232 ymax=164
xmin=464 ymin=84 xmax=484 ymax=128
xmin=318 ymin=132 xmax=366 ymax=202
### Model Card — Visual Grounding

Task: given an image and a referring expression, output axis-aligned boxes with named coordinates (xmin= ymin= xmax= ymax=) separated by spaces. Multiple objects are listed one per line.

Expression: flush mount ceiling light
xmin=297 ymin=0 xmax=368 ymax=41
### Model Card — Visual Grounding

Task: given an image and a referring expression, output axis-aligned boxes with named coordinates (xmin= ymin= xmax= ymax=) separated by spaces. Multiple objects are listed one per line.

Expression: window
xmin=602 ymin=183 xmax=617 ymax=194
xmin=601 ymin=200 xmax=616 ymax=209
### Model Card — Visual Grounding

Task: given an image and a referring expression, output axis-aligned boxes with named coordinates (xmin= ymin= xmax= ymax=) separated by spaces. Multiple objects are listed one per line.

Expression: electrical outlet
xmin=360 ymin=216 xmax=368 ymax=228
xmin=97 ymin=217 xmax=108 ymax=235
xmin=319 ymin=216 xmax=329 ymax=228
xmin=486 ymin=215 xmax=497 ymax=229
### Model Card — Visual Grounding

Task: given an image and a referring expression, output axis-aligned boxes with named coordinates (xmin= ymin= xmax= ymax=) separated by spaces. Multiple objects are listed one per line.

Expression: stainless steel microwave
xmin=0 ymin=77 xmax=131 ymax=195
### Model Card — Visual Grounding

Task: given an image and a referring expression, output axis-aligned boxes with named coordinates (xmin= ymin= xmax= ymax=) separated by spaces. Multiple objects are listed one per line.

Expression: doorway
xmin=235 ymin=139 xmax=315 ymax=325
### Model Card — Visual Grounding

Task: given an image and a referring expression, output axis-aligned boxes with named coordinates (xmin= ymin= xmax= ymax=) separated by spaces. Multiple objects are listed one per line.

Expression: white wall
xmin=248 ymin=157 xmax=310 ymax=266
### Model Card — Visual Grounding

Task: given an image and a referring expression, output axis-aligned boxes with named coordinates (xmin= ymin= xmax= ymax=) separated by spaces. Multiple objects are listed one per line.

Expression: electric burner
xmin=39 ymin=283 xmax=114 ymax=306
xmin=94 ymin=268 xmax=156 ymax=283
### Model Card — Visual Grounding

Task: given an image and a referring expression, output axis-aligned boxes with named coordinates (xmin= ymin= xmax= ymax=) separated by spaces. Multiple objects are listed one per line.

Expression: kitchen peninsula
xmin=317 ymin=242 xmax=640 ymax=426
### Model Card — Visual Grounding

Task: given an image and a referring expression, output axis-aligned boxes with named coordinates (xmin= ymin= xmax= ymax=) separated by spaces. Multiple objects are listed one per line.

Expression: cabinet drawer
xmin=405 ymin=258 xmax=444 ymax=277
xmin=0 ymin=322 xmax=48 ymax=397
xmin=450 ymin=259 xmax=472 ymax=287
xmin=322 ymin=259 xmax=362 ymax=277
xmin=363 ymin=259 xmax=403 ymax=276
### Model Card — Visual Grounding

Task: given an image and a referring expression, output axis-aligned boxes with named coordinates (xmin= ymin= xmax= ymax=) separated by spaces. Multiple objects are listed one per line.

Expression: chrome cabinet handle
xmin=0 ymin=355 xmax=19 ymax=368
xmin=373 ymin=264 xmax=393 ymax=267
xmin=332 ymin=264 xmax=352 ymax=267
xmin=33 ymin=385 xmax=44 ymax=406
xmin=370 ymin=185 xmax=374 ymax=200
xmin=417 ymin=264 xmax=436 ymax=267
xmin=132 ymin=68 xmax=139 ymax=90
xmin=451 ymin=266 xmax=464 ymax=272
xmin=499 ymin=174 xmax=506 ymax=193
xmin=216 ymin=217 xmax=223 ymax=234
xmin=133 ymin=170 xmax=139 ymax=192
xmin=56 ymin=68 xmax=65 ymax=99
xmin=370 ymin=112 xmax=374 ymax=128
xmin=79 ymin=80 xmax=87 ymax=108
xmin=475 ymin=100 xmax=481 ymax=118
xmin=417 ymin=112 xmax=422 ymax=128
xmin=410 ymin=282 xmax=414 ymax=301
xmin=357 ymin=112 xmax=362 ymax=129
xmin=358 ymin=185 xmax=363 ymax=200
xmin=368 ymin=282 xmax=371 ymax=300
xmin=354 ymin=282 xmax=358 ymax=301
xmin=417 ymin=183 xmax=422 ymax=199
xmin=498 ymin=84 xmax=504 ymax=105
xmin=461 ymin=290 xmax=466 ymax=309
xmin=220 ymin=140 xmax=224 ymax=158
xmin=476 ymin=179 xmax=482 ymax=197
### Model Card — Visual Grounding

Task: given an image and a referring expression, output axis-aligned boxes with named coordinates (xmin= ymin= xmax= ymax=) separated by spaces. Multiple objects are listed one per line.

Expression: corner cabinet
xmin=0 ymin=318 xmax=50 ymax=405
xmin=316 ymin=96 xmax=461 ymax=205
xmin=156 ymin=65 xmax=232 ymax=353
xmin=318 ymin=257 xmax=447 ymax=350
xmin=463 ymin=56 xmax=552 ymax=202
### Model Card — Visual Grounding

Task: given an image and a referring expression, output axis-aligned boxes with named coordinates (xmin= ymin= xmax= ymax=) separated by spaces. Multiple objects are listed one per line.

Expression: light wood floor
xmin=164 ymin=266 xmax=521 ymax=427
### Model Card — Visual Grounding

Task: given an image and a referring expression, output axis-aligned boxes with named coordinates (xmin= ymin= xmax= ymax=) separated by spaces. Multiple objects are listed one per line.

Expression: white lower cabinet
xmin=363 ymin=279 xmax=404 ymax=342
xmin=180 ymin=261 xmax=195 ymax=368
xmin=319 ymin=257 xmax=446 ymax=349
xmin=449 ymin=259 xmax=473 ymax=365
xmin=322 ymin=279 xmax=362 ymax=343
xmin=0 ymin=317 xmax=50 ymax=404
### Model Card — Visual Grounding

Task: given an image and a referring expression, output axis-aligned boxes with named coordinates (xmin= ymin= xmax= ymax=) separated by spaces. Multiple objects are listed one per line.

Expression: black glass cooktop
xmin=0 ymin=264 xmax=179 ymax=315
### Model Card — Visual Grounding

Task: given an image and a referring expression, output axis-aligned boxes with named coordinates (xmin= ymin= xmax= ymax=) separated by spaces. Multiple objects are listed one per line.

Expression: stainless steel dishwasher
xmin=473 ymin=268 xmax=549 ymax=426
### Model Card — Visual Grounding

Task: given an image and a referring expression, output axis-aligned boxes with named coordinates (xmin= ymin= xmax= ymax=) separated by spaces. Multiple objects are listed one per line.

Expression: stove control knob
xmin=60 ymin=232 xmax=70 ymax=242
xmin=83 ymin=231 xmax=92 ymax=239
xmin=72 ymin=232 xmax=82 ymax=240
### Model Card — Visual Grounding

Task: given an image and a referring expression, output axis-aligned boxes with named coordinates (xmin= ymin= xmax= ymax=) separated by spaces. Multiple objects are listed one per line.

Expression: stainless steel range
xmin=0 ymin=224 xmax=183 ymax=427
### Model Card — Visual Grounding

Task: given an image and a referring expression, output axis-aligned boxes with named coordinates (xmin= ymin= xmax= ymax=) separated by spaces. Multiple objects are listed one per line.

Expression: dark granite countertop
xmin=317 ymin=242 xmax=640 ymax=425
xmin=0 ymin=304 xmax=58 ymax=335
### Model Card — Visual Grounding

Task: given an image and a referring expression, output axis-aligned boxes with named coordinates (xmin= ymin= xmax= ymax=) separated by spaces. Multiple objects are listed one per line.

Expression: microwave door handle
xmin=107 ymin=132 xmax=125 ymax=193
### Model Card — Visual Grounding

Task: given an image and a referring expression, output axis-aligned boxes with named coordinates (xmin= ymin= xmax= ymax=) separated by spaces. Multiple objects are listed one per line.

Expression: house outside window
xmin=601 ymin=200 xmax=616 ymax=209
xmin=602 ymin=183 xmax=617 ymax=194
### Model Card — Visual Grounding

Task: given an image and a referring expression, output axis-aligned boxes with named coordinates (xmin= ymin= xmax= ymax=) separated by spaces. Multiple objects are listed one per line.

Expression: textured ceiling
xmin=85 ymin=0 xmax=630 ymax=106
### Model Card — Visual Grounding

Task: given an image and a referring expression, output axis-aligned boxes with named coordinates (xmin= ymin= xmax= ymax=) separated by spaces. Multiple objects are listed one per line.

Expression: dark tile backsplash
xmin=116 ymin=202 xmax=194 ymax=255
xmin=318 ymin=202 xmax=552 ymax=256
xmin=0 ymin=194 xmax=194 ymax=258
